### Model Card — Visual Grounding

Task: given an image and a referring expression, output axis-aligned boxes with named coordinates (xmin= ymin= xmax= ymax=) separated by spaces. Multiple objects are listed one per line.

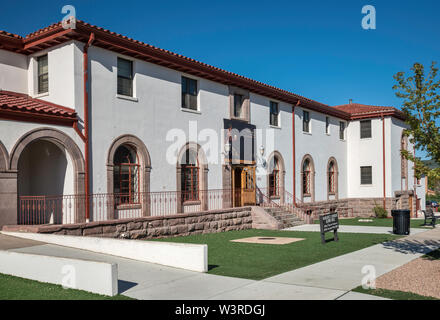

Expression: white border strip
xmin=2 ymin=232 xmax=208 ymax=272
xmin=0 ymin=250 xmax=118 ymax=296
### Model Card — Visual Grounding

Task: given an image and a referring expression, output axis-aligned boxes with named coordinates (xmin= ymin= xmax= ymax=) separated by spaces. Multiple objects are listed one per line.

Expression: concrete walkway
xmin=285 ymin=224 xmax=428 ymax=235
xmin=2 ymin=227 xmax=440 ymax=300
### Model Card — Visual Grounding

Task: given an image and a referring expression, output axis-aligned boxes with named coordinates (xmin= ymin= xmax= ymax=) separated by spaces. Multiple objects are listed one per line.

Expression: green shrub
xmin=373 ymin=206 xmax=388 ymax=218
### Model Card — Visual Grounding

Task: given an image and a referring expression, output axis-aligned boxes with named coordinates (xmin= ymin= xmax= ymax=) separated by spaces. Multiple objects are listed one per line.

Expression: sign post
xmin=319 ymin=212 xmax=339 ymax=244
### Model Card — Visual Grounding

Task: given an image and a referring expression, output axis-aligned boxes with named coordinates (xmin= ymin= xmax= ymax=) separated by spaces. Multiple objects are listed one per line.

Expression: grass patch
xmin=353 ymin=286 xmax=439 ymax=300
xmin=314 ymin=217 xmax=439 ymax=228
xmin=153 ymin=229 xmax=399 ymax=280
xmin=0 ymin=273 xmax=133 ymax=300
xmin=423 ymin=248 xmax=440 ymax=261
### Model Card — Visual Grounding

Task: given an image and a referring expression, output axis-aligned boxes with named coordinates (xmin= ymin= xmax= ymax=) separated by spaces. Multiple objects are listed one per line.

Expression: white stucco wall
xmin=27 ymin=41 xmax=77 ymax=109
xmin=347 ymin=118 xmax=384 ymax=198
xmin=294 ymin=107 xmax=347 ymax=202
xmin=0 ymin=40 xmax=426 ymax=210
xmin=0 ymin=49 xmax=28 ymax=93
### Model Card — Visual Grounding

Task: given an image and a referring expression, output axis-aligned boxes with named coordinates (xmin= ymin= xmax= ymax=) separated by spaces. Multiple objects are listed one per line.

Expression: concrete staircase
xmin=263 ymin=207 xmax=305 ymax=229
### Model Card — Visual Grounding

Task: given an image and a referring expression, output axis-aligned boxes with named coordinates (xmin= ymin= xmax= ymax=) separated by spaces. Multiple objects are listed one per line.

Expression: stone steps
xmin=263 ymin=206 xmax=305 ymax=229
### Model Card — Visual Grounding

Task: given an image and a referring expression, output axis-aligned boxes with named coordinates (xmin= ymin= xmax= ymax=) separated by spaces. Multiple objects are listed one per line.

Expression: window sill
xmin=33 ymin=92 xmax=49 ymax=99
xmin=230 ymin=116 xmax=249 ymax=123
xmin=181 ymin=108 xmax=201 ymax=115
xmin=269 ymin=195 xmax=280 ymax=200
xmin=116 ymin=203 xmax=142 ymax=210
xmin=269 ymin=125 xmax=281 ymax=130
xmin=325 ymin=133 xmax=331 ymax=136
xmin=360 ymin=184 xmax=373 ymax=187
xmin=360 ymin=137 xmax=373 ymax=140
xmin=183 ymin=200 xmax=201 ymax=206
xmin=116 ymin=94 xmax=138 ymax=102
xmin=302 ymin=131 xmax=312 ymax=135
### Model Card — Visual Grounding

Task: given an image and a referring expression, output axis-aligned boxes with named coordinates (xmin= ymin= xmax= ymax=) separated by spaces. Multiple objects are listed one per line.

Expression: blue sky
xmin=1 ymin=0 xmax=439 ymax=158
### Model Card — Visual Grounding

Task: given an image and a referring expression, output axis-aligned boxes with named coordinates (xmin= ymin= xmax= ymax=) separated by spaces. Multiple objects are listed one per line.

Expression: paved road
xmin=2 ymin=227 xmax=439 ymax=300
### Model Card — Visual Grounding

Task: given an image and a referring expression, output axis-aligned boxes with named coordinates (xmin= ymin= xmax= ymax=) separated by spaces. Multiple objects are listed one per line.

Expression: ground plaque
xmin=319 ymin=212 xmax=339 ymax=244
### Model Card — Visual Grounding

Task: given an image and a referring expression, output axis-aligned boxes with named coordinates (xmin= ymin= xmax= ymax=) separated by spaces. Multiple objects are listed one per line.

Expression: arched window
xmin=181 ymin=149 xmax=199 ymax=202
xmin=301 ymin=155 xmax=315 ymax=202
xmin=113 ymin=145 xmax=140 ymax=204
xmin=302 ymin=159 xmax=311 ymax=196
xmin=328 ymin=161 xmax=336 ymax=194
xmin=269 ymin=157 xmax=280 ymax=197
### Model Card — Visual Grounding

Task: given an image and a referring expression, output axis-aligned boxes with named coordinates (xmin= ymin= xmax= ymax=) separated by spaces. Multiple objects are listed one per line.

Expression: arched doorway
xmin=267 ymin=151 xmax=286 ymax=203
xmin=176 ymin=142 xmax=208 ymax=213
xmin=10 ymin=128 xmax=85 ymax=225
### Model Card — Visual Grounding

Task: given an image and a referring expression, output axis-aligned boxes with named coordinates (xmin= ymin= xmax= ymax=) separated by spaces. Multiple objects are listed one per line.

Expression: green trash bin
xmin=391 ymin=210 xmax=410 ymax=235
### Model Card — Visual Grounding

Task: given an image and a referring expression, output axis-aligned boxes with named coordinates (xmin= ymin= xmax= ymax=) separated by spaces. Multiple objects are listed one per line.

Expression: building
xmin=0 ymin=20 xmax=425 ymax=227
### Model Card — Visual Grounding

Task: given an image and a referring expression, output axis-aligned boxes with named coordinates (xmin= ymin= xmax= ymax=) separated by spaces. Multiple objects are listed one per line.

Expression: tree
xmin=393 ymin=62 xmax=440 ymax=185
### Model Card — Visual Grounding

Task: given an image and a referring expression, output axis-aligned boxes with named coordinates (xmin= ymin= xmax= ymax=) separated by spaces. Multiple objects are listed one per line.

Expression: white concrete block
xmin=0 ymin=250 xmax=118 ymax=296
xmin=2 ymin=231 xmax=208 ymax=272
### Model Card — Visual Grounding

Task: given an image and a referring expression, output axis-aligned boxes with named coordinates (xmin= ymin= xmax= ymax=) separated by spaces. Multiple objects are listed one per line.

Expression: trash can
xmin=391 ymin=210 xmax=410 ymax=235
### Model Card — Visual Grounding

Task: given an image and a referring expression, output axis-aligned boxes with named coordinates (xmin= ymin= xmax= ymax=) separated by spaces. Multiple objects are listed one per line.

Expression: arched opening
xmin=113 ymin=145 xmax=140 ymax=205
xmin=107 ymin=135 xmax=151 ymax=219
xmin=267 ymin=151 xmax=285 ymax=203
xmin=327 ymin=157 xmax=339 ymax=200
xmin=301 ymin=155 xmax=315 ymax=202
xmin=10 ymin=128 xmax=85 ymax=225
xmin=176 ymin=142 xmax=208 ymax=213
xmin=17 ymin=141 xmax=74 ymax=224
xmin=401 ymin=134 xmax=408 ymax=190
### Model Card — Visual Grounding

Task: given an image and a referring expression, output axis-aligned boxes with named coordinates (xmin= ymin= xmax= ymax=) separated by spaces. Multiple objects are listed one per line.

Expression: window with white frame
xmin=326 ymin=116 xmax=330 ymax=134
xmin=339 ymin=121 xmax=345 ymax=140
xmin=117 ymin=58 xmax=133 ymax=97
xmin=360 ymin=120 xmax=372 ymax=139
xmin=37 ymin=55 xmax=49 ymax=94
xmin=303 ymin=111 xmax=310 ymax=133
xmin=270 ymin=101 xmax=279 ymax=127
xmin=360 ymin=166 xmax=372 ymax=185
xmin=181 ymin=76 xmax=198 ymax=110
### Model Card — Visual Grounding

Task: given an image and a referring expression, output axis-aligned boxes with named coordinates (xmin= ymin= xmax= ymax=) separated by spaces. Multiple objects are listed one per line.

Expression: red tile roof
xmin=0 ymin=90 xmax=77 ymax=125
xmin=333 ymin=103 xmax=405 ymax=120
xmin=0 ymin=21 xmax=406 ymax=122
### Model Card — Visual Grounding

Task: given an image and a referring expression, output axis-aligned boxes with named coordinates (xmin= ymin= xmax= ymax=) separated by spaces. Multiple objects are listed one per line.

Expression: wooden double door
xmin=232 ymin=165 xmax=256 ymax=207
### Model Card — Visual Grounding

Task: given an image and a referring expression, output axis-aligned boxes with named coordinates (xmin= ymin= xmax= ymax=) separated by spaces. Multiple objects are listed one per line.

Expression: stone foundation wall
xmin=24 ymin=207 xmax=253 ymax=239
xmin=299 ymin=197 xmax=401 ymax=218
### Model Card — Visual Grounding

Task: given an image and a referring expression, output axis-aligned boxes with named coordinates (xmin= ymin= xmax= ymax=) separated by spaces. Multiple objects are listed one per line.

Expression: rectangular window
xmin=339 ymin=121 xmax=345 ymax=140
xmin=360 ymin=120 xmax=372 ymax=139
xmin=360 ymin=166 xmax=372 ymax=185
xmin=303 ymin=111 xmax=310 ymax=133
xmin=326 ymin=117 xmax=330 ymax=134
xmin=234 ymin=94 xmax=244 ymax=118
xmin=37 ymin=55 xmax=49 ymax=94
xmin=117 ymin=58 xmax=133 ymax=97
xmin=270 ymin=101 xmax=279 ymax=127
xmin=181 ymin=76 xmax=198 ymax=110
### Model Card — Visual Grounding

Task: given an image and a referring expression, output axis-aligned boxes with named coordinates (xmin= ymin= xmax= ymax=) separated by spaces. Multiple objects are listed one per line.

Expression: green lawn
xmin=0 ymin=273 xmax=133 ymax=300
xmin=153 ymin=229 xmax=399 ymax=280
xmin=353 ymin=286 xmax=439 ymax=300
xmin=314 ymin=217 xmax=439 ymax=228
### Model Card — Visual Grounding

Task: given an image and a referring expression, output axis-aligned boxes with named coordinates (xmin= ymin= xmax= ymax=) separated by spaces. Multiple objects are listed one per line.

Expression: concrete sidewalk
xmin=285 ymin=224 xmax=428 ymax=234
xmin=2 ymin=228 xmax=439 ymax=300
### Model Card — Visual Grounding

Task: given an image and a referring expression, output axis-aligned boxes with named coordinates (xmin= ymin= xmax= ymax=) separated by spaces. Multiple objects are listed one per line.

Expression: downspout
xmin=382 ymin=115 xmax=386 ymax=210
xmin=83 ymin=33 xmax=95 ymax=222
xmin=292 ymin=100 xmax=300 ymax=207
xmin=413 ymin=147 xmax=417 ymax=217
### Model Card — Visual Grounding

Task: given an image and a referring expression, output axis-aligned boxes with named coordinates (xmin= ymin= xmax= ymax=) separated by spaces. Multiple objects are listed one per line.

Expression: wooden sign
xmin=319 ymin=212 xmax=339 ymax=244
